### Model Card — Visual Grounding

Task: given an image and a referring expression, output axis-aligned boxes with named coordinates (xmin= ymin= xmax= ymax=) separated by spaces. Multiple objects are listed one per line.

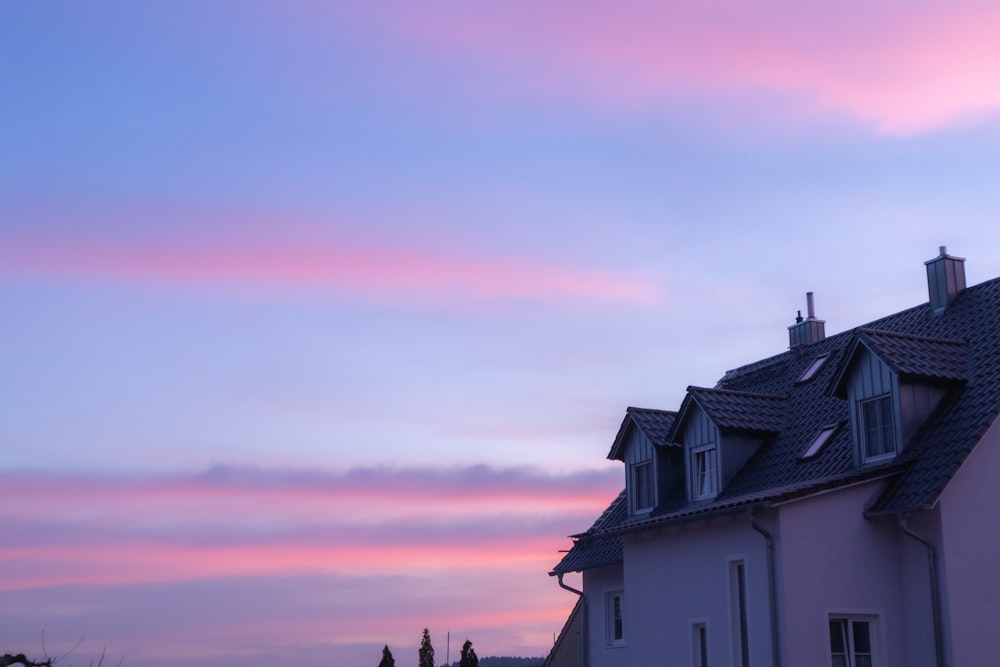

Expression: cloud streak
xmin=379 ymin=0 xmax=1000 ymax=135
xmin=0 ymin=465 xmax=616 ymax=664
xmin=0 ymin=229 xmax=658 ymax=307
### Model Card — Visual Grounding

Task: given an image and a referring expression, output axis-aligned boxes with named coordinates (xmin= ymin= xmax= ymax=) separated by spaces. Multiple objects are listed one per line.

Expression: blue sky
xmin=4 ymin=2 xmax=1000 ymax=665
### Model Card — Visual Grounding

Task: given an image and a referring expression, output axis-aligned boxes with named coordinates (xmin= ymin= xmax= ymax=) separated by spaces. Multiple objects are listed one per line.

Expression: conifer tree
xmin=459 ymin=639 xmax=478 ymax=667
xmin=377 ymin=644 xmax=395 ymax=667
xmin=418 ymin=628 xmax=434 ymax=667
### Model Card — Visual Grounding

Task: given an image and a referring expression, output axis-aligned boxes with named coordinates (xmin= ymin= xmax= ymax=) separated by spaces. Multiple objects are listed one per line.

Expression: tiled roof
xmin=608 ymin=407 xmax=677 ymax=460
xmin=680 ymin=387 xmax=787 ymax=434
xmin=550 ymin=490 xmax=626 ymax=574
xmin=552 ymin=272 xmax=1000 ymax=566
xmin=831 ymin=329 xmax=968 ymax=397
xmin=627 ymin=407 xmax=677 ymax=447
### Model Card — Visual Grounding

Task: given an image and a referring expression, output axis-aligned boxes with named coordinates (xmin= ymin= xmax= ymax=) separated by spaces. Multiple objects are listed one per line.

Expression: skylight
xmin=800 ymin=424 xmax=839 ymax=460
xmin=797 ymin=353 xmax=831 ymax=383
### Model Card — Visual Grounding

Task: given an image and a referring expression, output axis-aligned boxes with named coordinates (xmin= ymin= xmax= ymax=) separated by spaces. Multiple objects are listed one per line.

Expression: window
xmin=632 ymin=460 xmax=655 ymax=512
xmin=692 ymin=445 xmax=718 ymax=499
xmin=691 ymin=621 xmax=708 ymax=667
xmin=798 ymin=353 xmax=831 ymax=383
xmin=800 ymin=424 xmax=839 ymax=460
xmin=606 ymin=591 xmax=624 ymax=646
xmin=729 ymin=561 xmax=749 ymax=667
xmin=829 ymin=617 xmax=874 ymax=667
xmin=860 ymin=395 xmax=896 ymax=461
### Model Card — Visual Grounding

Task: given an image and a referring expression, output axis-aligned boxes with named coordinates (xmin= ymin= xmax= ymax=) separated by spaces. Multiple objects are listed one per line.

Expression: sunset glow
xmin=4 ymin=1 xmax=1000 ymax=665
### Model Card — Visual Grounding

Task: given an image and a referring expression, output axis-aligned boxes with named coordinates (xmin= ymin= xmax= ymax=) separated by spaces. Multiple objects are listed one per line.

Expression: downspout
xmin=749 ymin=508 xmax=781 ymax=667
xmin=899 ymin=514 xmax=946 ymax=667
xmin=557 ymin=573 xmax=588 ymax=667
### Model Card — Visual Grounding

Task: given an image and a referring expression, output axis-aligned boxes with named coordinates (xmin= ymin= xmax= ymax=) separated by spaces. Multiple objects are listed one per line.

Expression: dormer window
xmin=861 ymin=394 xmax=896 ymax=461
xmin=691 ymin=444 xmax=718 ymax=500
xmin=631 ymin=460 xmax=655 ymax=513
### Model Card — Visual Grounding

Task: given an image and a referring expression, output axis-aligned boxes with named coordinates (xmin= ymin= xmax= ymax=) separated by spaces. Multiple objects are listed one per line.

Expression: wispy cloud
xmin=377 ymin=0 xmax=1000 ymax=135
xmin=0 ymin=465 xmax=615 ymax=663
xmin=0 ymin=227 xmax=658 ymax=307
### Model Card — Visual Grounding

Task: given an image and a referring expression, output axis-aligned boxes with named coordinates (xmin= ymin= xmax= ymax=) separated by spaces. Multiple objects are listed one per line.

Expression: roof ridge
xmin=856 ymin=327 xmax=968 ymax=345
xmin=687 ymin=385 xmax=787 ymax=400
xmin=626 ymin=406 xmax=678 ymax=415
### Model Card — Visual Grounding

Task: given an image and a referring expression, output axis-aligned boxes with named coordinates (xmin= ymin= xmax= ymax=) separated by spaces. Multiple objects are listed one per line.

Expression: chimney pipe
xmin=806 ymin=292 xmax=816 ymax=319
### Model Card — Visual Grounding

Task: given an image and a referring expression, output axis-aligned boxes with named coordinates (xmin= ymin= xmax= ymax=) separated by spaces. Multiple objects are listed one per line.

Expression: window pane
xmin=829 ymin=620 xmax=846 ymax=653
xmin=613 ymin=595 xmax=623 ymax=641
xmin=862 ymin=395 xmax=895 ymax=458
xmin=852 ymin=620 xmax=871 ymax=653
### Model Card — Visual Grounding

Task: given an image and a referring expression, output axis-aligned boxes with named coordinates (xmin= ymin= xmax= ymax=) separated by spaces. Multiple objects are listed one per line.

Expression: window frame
xmin=631 ymin=459 xmax=655 ymax=513
xmin=691 ymin=443 xmax=718 ymax=500
xmin=800 ymin=424 xmax=840 ymax=460
xmin=797 ymin=353 xmax=831 ymax=383
xmin=690 ymin=619 xmax=709 ymax=667
xmin=828 ymin=615 xmax=877 ymax=667
xmin=859 ymin=394 xmax=897 ymax=463
xmin=729 ymin=559 xmax=750 ymax=667
xmin=605 ymin=590 xmax=625 ymax=647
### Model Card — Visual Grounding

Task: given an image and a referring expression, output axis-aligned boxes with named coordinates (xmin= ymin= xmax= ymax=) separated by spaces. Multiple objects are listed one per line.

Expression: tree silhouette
xmin=377 ymin=644 xmax=395 ymax=667
xmin=418 ymin=629 xmax=434 ymax=667
xmin=459 ymin=639 xmax=478 ymax=667
xmin=1 ymin=655 xmax=53 ymax=667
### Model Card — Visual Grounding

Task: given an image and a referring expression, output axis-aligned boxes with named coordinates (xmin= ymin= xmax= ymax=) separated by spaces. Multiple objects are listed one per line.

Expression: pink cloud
xmin=379 ymin=0 xmax=1000 ymax=135
xmin=0 ymin=465 xmax=618 ymax=588
xmin=0 ymin=465 xmax=603 ymax=664
xmin=0 ymin=231 xmax=658 ymax=307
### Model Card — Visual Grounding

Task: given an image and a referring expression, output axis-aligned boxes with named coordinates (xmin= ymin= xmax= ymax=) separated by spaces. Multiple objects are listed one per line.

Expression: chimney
xmin=788 ymin=292 xmax=826 ymax=348
xmin=925 ymin=246 xmax=966 ymax=313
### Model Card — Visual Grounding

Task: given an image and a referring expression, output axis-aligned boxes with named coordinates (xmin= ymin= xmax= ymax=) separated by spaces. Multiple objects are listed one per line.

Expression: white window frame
xmin=690 ymin=619 xmax=709 ymax=667
xmin=631 ymin=459 xmax=655 ymax=513
xmin=691 ymin=444 xmax=718 ymax=500
xmin=859 ymin=394 xmax=896 ymax=462
xmin=797 ymin=353 xmax=831 ymax=383
xmin=828 ymin=613 xmax=879 ymax=667
xmin=728 ymin=559 xmax=750 ymax=667
xmin=605 ymin=590 xmax=625 ymax=647
xmin=801 ymin=424 xmax=839 ymax=460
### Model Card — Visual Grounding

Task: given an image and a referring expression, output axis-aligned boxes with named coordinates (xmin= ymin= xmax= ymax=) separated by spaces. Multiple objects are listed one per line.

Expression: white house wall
xmin=937 ymin=412 xmax=1000 ymax=667
xmin=776 ymin=480 xmax=908 ymax=667
xmin=621 ymin=515 xmax=773 ymax=667
xmin=583 ymin=564 xmax=627 ymax=667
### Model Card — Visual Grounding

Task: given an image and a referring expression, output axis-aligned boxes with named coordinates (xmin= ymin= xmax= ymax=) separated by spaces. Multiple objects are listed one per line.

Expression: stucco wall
xmin=583 ymin=564 xmax=626 ymax=667
xmin=937 ymin=413 xmax=1000 ymax=667
xmin=777 ymin=480 xmax=908 ymax=667
xmin=622 ymin=514 xmax=774 ymax=667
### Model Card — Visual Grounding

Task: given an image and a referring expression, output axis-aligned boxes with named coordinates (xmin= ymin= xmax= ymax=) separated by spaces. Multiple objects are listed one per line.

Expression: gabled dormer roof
xmin=668 ymin=387 xmax=787 ymax=441
xmin=831 ymin=328 xmax=969 ymax=398
xmin=608 ymin=407 xmax=677 ymax=460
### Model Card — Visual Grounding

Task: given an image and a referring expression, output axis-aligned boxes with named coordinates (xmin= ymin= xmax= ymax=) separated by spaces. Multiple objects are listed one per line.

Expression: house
xmin=548 ymin=248 xmax=1000 ymax=667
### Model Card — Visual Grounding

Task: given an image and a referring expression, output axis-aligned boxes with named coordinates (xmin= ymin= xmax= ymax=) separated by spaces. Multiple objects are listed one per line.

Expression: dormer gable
xmin=668 ymin=387 xmax=786 ymax=502
xmin=608 ymin=407 xmax=677 ymax=516
xmin=831 ymin=329 xmax=968 ymax=465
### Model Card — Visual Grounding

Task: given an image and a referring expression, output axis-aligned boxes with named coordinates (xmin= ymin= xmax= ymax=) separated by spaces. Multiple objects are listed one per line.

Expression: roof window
xmin=797 ymin=353 xmax=831 ymax=383
xmin=800 ymin=424 xmax=840 ymax=460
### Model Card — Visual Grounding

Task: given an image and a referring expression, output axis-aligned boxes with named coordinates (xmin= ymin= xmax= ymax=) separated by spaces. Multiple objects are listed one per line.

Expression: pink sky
xmin=4 ymin=1 xmax=1000 ymax=665
xmin=0 ymin=466 xmax=615 ymax=664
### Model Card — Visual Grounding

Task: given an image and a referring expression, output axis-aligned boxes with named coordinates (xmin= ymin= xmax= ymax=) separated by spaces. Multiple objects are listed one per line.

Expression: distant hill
xmin=442 ymin=657 xmax=544 ymax=667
